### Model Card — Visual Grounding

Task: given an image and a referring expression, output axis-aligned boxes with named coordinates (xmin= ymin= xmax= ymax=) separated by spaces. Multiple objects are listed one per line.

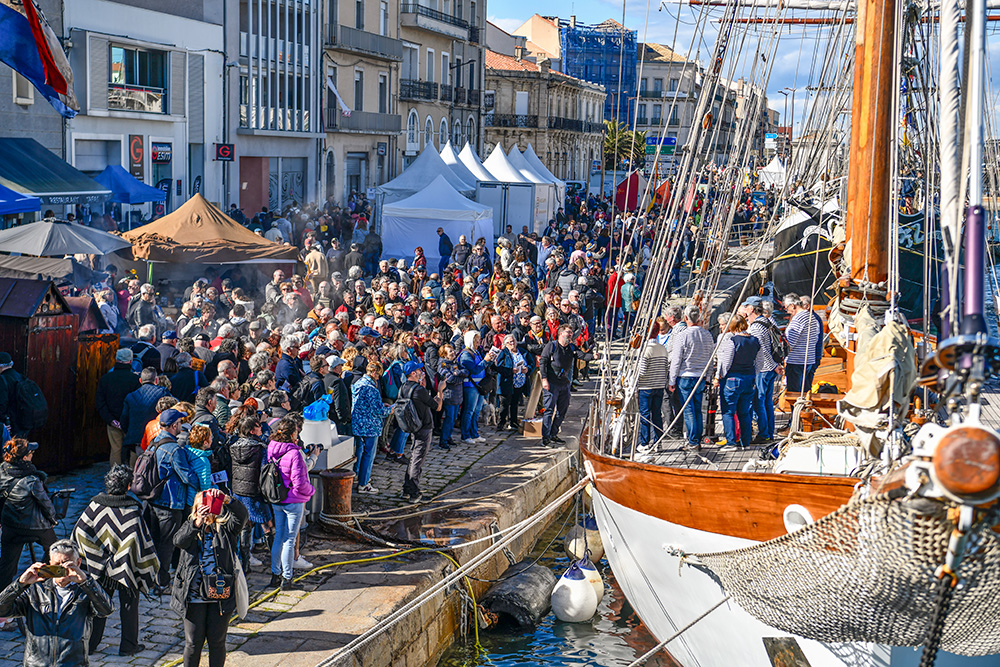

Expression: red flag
xmin=22 ymin=0 xmax=67 ymax=95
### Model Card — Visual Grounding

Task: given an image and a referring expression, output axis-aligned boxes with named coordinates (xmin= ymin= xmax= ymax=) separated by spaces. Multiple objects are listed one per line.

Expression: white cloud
xmin=487 ymin=16 xmax=525 ymax=34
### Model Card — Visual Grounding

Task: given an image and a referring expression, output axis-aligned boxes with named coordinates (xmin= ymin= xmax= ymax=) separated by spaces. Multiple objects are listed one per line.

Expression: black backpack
xmin=761 ymin=320 xmax=790 ymax=365
xmin=12 ymin=378 xmax=48 ymax=433
xmin=259 ymin=453 xmax=289 ymax=504
xmin=131 ymin=440 xmax=165 ymax=501
xmin=393 ymin=384 xmax=424 ymax=434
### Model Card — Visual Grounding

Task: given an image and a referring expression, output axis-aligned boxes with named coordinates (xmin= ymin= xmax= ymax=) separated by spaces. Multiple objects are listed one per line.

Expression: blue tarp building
xmin=94 ymin=165 xmax=166 ymax=204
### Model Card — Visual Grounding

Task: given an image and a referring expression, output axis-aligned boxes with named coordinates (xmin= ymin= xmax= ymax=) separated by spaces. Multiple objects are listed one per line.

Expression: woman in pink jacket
xmin=266 ymin=416 xmax=314 ymax=590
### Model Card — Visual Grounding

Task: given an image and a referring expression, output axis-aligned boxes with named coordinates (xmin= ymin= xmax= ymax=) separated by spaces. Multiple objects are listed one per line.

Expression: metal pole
xmin=963 ymin=0 xmax=987 ymax=334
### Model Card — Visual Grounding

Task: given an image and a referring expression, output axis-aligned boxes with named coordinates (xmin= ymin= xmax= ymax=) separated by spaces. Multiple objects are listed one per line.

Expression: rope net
xmin=694 ymin=493 xmax=1000 ymax=655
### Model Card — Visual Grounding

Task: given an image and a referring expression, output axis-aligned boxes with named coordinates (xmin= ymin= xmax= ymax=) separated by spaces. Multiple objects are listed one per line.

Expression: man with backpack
xmin=396 ymin=361 xmax=441 ymax=502
xmin=136 ymin=408 xmax=195 ymax=588
xmin=745 ymin=299 xmax=784 ymax=444
xmin=0 ymin=352 xmax=49 ymax=439
xmin=294 ymin=357 xmax=329 ymax=408
xmin=120 ymin=369 xmax=170 ymax=467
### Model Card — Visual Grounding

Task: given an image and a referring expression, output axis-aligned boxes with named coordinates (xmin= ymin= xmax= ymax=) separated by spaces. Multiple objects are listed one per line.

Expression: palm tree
xmin=603 ymin=120 xmax=647 ymax=170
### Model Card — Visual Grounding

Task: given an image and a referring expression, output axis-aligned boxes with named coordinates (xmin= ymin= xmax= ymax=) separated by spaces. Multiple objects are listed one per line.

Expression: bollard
xmin=319 ymin=469 xmax=356 ymax=530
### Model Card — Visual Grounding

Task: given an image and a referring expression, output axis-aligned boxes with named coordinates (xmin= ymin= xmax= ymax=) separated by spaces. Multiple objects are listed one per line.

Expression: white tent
xmin=758 ymin=156 xmax=786 ymax=188
xmin=507 ymin=146 xmax=551 ymax=185
xmin=381 ymin=175 xmax=493 ymax=265
xmin=524 ymin=144 xmax=567 ymax=201
xmin=508 ymin=147 xmax=558 ymax=227
xmin=483 ymin=145 xmax=531 ymax=183
xmin=457 ymin=143 xmax=498 ymax=182
xmin=440 ymin=141 xmax=484 ymax=187
xmin=377 ymin=144 xmax=475 ymax=203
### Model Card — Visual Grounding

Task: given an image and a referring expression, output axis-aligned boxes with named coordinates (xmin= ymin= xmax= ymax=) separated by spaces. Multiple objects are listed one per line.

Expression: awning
xmin=94 ymin=165 xmax=165 ymax=204
xmin=0 ymin=183 xmax=40 ymax=215
xmin=0 ymin=138 xmax=111 ymax=206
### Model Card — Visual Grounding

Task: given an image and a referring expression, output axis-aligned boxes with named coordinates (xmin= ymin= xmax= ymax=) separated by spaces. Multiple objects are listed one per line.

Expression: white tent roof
xmin=439 ymin=141 xmax=483 ymax=186
xmin=457 ymin=143 xmax=498 ymax=182
xmin=524 ymin=144 xmax=566 ymax=188
xmin=377 ymin=144 xmax=475 ymax=202
xmin=758 ymin=156 xmax=786 ymax=187
xmin=482 ymin=144 xmax=530 ymax=183
xmin=507 ymin=146 xmax=552 ymax=185
xmin=382 ymin=174 xmax=492 ymax=221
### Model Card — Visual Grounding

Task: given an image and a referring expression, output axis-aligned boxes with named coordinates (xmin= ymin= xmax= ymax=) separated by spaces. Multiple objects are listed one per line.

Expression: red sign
xmin=215 ymin=143 xmax=234 ymax=161
xmin=129 ymin=134 xmax=144 ymax=179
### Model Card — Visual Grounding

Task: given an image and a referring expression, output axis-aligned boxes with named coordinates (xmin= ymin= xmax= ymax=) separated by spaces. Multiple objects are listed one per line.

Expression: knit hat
xmin=115 ymin=348 xmax=133 ymax=364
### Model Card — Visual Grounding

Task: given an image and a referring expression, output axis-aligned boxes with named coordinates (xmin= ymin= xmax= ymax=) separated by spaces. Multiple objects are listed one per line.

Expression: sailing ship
xmin=581 ymin=0 xmax=1000 ymax=664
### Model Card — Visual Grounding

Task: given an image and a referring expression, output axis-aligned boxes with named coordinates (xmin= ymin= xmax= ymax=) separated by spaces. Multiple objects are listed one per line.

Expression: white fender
xmin=550 ymin=562 xmax=599 ymax=623
xmin=576 ymin=555 xmax=605 ymax=603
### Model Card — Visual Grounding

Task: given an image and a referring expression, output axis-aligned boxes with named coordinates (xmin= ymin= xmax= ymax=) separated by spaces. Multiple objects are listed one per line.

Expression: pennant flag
xmin=0 ymin=1 xmax=78 ymax=117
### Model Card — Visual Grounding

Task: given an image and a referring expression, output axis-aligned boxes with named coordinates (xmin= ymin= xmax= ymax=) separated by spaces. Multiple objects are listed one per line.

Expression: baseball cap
xmin=327 ymin=355 xmax=346 ymax=369
xmin=249 ymin=320 xmax=262 ymax=330
xmin=159 ymin=408 xmax=186 ymax=426
xmin=162 ymin=330 xmax=178 ymax=340
xmin=402 ymin=360 xmax=424 ymax=375
xmin=359 ymin=326 xmax=381 ymax=338
xmin=194 ymin=333 xmax=210 ymax=342
xmin=742 ymin=296 xmax=764 ymax=307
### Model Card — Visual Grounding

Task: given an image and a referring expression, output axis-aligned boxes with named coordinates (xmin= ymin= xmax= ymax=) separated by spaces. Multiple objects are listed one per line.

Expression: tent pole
xmin=146 ymin=260 xmax=152 ymax=283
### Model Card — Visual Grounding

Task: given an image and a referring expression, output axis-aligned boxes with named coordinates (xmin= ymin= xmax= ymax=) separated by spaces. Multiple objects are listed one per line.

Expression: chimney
xmin=570 ymin=15 xmax=577 ymax=28
xmin=539 ymin=58 xmax=550 ymax=74
xmin=515 ymin=45 xmax=524 ymax=61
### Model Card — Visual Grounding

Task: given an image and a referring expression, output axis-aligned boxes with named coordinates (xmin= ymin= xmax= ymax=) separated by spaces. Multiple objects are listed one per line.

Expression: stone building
xmin=483 ymin=49 xmax=604 ymax=181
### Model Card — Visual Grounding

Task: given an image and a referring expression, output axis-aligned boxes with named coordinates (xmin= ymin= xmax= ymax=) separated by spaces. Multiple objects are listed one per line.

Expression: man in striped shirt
xmin=668 ymin=305 xmax=715 ymax=449
xmin=783 ymin=295 xmax=822 ymax=393
xmin=744 ymin=300 xmax=780 ymax=442
xmin=636 ymin=325 xmax=669 ymax=448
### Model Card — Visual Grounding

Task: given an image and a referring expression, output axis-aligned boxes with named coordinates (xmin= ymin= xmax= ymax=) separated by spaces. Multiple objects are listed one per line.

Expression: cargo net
xmin=693 ymin=492 xmax=1000 ymax=655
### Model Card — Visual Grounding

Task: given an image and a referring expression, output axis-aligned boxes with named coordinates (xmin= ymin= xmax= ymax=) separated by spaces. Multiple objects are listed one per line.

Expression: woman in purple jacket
xmin=266 ymin=416 xmax=314 ymax=590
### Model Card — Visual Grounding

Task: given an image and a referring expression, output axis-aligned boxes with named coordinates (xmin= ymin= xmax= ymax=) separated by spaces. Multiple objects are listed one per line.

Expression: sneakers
xmin=461 ymin=438 xmax=477 ymax=445
xmin=292 ymin=556 xmax=314 ymax=570
xmin=436 ymin=441 xmax=453 ymax=451
xmin=719 ymin=444 xmax=744 ymax=452
xmin=280 ymin=578 xmax=305 ymax=591
xmin=249 ymin=555 xmax=263 ymax=567
xmin=268 ymin=574 xmax=282 ymax=588
xmin=550 ymin=435 xmax=566 ymax=444
xmin=402 ymin=487 xmax=424 ymax=502
xmin=358 ymin=483 xmax=379 ymax=494
xmin=474 ymin=436 xmax=487 ymax=443
xmin=386 ymin=452 xmax=409 ymax=464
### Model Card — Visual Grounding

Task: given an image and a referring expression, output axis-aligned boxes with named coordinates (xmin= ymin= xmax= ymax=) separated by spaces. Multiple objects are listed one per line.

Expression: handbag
xmin=234 ymin=558 xmax=249 ymax=619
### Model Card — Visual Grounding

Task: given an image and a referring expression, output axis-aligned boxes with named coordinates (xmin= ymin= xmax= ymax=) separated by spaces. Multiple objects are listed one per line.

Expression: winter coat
xmin=350 ymin=374 xmax=391 ymax=437
xmin=0 ymin=577 xmax=113 ymax=667
xmin=185 ymin=446 xmax=216 ymax=506
xmin=266 ymin=440 xmax=315 ymax=504
xmin=230 ymin=436 xmax=265 ymax=497
xmin=121 ymin=383 xmax=171 ymax=446
xmin=275 ymin=354 xmax=303 ymax=392
xmin=169 ymin=367 xmax=206 ymax=404
xmin=170 ymin=499 xmax=248 ymax=618
xmin=0 ymin=461 xmax=57 ymax=531
xmin=73 ymin=493 xmax=159 ymax=594
xmin=150 ymin=432 xmax=196 ymax=511
xmin=95 ymin=363 xmax=140 ymax=426
xmin=324 ymin=374 xmax=352 ymax=425
xmin=437 ymin=359 xmax=467 ymax=406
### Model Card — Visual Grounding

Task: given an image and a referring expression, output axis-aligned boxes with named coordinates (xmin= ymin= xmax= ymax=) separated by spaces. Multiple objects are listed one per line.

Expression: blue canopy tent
xmin=0 ymin=183 xmax=40 ymax=216
xmin=94 ymin=165 xmax=166 ymax=204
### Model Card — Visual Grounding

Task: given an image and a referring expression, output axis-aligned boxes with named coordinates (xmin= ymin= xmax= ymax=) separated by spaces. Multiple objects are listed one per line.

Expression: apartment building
xmin=322 ymin=0 xmax=403 ymax=202
xmin=398 ymin=0 xmax=485 ymax=169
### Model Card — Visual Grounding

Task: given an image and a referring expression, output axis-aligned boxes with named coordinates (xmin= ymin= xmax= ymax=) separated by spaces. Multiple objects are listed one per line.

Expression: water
xmin=437 ymin=511 xmax=677 ymax=667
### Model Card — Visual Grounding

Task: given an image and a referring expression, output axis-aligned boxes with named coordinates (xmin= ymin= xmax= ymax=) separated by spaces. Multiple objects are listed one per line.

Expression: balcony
xmin=439 ymin=84 xmax=453 ymax=102
xmin=325 ymin=24 xmax=403 ymax=61
xmin=650 ymin=117 xmax=662 ymax=126
xmin=668 ymin=118 xmax=680 ymax=127
xmin=327 ymin=108 xmax=402 ymax=134
xmin=469 ymin=25 xmax=480 ymax=43
xmin=400 ymin=79 xmax=438 ymax=101
xmin=454 ymin=87 xmax=466 ymax=105
xmin=401 ymin=3 xmax=469 ymax=40
xmin=549 ymin=117 xmax=590 ymax=132
xmin=638 ymin=89 xmax=665 ymax=99
xmin=467 ymin=89 xmax=480 ymax=106
xmin=635 ymin=116 xmax=648 ymax=126
xmin=108 ymin=83 xmax=166 ymax=114
xmin=485 ymin=113 xmax=538 ymax=128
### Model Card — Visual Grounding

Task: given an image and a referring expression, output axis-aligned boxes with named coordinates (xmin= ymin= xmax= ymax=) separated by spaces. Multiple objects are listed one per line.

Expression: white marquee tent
xmin=377 ymin=144 xmax=474 ymax=203
xmin=439 ymin=141 xmax=484 ymax=187
xmin=758 ymin=156 xmax=786 ymax=188
xmin=457 ymin=143 xmax=498 ymax=182
xmin=381 ymin=175 xmax=493 ymax=264
xmin=524 ymin=144 xmax=567 ymax=202
xmin=482 ymin=145 xmax=531 ymax=183
xmin=504 ymin=146 xmax=557 ymax=227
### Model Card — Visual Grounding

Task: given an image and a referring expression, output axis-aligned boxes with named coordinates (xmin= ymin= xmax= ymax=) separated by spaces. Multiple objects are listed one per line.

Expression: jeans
xmin=391 ymin=426 xmax=409 ymax=455
xmin=676 ymin=376 xmax=705 ymax=445
xmin=150 ymin=506 xmax=186 ymax=588
xmin=542 ymin=383 xmax=571 ymax=439
xmin=271 ymin=502 xmax=305 ymax=580
xmin=90 ymin=585 xmax=139 ymax=654
xmin=754 ymin=369 xmax=778 ymax=440
xmin=637 ymin=388 xmax=664 ymax=446
xmin=354 ymin=435 xmax=378 ymax=485
xmin=785 ymin=363 xmax=814 ymax=394
xmin=666 ymin=387 xmax=683 ymax=435
xmin=438 ymin=257 xmax=450 ymax=276
xmin=441 ymin=403 xmax=459 ymax=444
xmin=461 ymin=386 xmax=484 ymax=440
xmin=721 ymin=375 xmax=755 ymax=448
xmin=182 ymin=601 xmax=229 ymax=667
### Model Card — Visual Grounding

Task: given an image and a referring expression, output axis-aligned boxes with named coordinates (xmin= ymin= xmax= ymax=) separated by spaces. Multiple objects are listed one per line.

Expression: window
xmin=453 ymin=121 xmax=462 ymax=145
xmin=442 ymin=54 xmax=450 ymax=85
xmin=670 ymin=106 xmax=679 ymax=124
xmin=426 ymin=49 xmax=434 ymax=82
xmin=638 ymin=103 xmax=646 ymax=120
xmin=470 ymin=0 xmax=476 ymax=25
xmin=468 ymin=62 xmax=474 ymax=89
xmin=12 ymin=72 xmax=33 ymax=106
xmin=653 ymin=104 xmax=662 ymax=122
xmin=424 ymin=116 xmax=434 ymax=148
xmin=406 ymin=109 xmax=419 ymax=146
xmin=515 ymin=91 xmax=528 ymax=116
xmin=467 ymin=116 xmax=475 ymax=142
xmin=109 ymin=44 xmax=167 ymax=113
xmin=653 ymin=78 xmax=663 ymax=93
xmin=440 ymin=118 xmax=448 ymax=146
xmin=355 ymin=0 xmax=364 ymax=30
xmin=456 ymin=0 xmax=463 ymax=20
xmin=669 ymin=77 xmax=679 ymax=92
xmin=402 ymin=44 xmax=418 ymax=80
xmin=380 ymin=0 xmax=389 ymax=35
xmin=640 ymin=77 xmax=647 ymax=93
xmin=354 ymin=70 xmax=363 ymax=111
xmin=378 ymin=73 xmax=388 ymax=113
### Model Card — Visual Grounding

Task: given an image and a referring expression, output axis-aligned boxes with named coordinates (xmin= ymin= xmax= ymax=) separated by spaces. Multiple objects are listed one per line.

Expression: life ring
xmin=703 ymin=113 xmax=713 ymax=130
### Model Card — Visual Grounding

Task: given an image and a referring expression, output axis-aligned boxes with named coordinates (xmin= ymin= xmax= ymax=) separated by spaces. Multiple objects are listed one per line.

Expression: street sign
xmin=765 ymin=132 xmax=778 ymax=139
xmin=645 ymin=145 xmax=676 ymax=155
xmin=215 ymin=143 xmax=234 ymax=161
xmin=129 ymin=135 xmax=144 ymax=180
xmin=645 ymin=136 xmax=678 ymax=146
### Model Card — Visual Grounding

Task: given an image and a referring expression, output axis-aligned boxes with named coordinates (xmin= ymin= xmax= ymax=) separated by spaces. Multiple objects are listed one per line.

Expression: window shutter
xmin=89 ymin=36 xmax=108 ymax=111
xmin=188 ymin=54 xmax=204 ymax=141
xmin=170 ymin=51 xmax=186 ymax=116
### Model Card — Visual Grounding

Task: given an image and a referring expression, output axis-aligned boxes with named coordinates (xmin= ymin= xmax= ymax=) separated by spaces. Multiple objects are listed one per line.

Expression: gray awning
xmin=0 ymin=138 xmax=111 ymax=206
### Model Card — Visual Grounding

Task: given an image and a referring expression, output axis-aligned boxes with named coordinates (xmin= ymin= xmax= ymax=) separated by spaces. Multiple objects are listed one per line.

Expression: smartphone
xmin=38 ymin=564 xmax=67 ymax=579
xmin=206 ymin=493 xmax=225 ymax=516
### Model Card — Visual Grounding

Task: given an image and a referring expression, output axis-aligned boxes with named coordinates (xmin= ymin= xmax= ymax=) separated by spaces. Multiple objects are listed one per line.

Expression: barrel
xmin=319 ymin=469 xmax=356 ymax=530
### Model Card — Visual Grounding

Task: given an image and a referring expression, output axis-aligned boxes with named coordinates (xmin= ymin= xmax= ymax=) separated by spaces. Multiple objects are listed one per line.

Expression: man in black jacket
xmin=539 ymin=325 xmax=591 ymax=446
xmin=0 ymin=540 xmax=113 ymax=667
xmin=295 ymin=356 xmax=328 ymax=408
xmin=399 ymin=361 xmax=441 ymax=502
xmin=0 ymin=440 xmax=58 ymax=588
xmin=120 ymin=369 xmax=171 ymax=466
xmin=95 ymin=348 xmax=141 ymax=465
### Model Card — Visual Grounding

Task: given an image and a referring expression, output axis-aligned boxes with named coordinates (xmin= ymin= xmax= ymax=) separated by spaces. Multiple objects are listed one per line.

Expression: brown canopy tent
xmin=123 ymin=194 xmax=298 ymax=264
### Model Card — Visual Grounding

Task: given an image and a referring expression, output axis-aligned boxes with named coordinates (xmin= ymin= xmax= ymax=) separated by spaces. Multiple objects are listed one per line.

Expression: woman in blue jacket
xmin=351 ymin=360 xmax=392 ymax=494
xmin=459 ymin=331 xmax=498 ymax=444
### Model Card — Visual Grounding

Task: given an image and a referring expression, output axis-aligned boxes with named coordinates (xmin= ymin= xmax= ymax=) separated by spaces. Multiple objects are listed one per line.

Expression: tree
xmin=603 ymin=120 xmax=647 ymax=170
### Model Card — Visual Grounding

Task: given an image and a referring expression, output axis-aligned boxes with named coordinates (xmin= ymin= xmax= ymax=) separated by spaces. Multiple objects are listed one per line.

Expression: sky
xmin=488 ymin=1 xmax=1000 ymax=134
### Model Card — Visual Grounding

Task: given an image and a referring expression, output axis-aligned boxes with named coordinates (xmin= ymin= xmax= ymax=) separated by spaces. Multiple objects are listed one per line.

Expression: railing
xmin=400 ymin=79 xmax=438 ymax=100
xmin=485 ymin=113 xmax=538 ymax=128
xmin=326 ymin=107 xmax=339 ymax=130
xmin=468 ymin=25 xmax=480 ymax=43
xmin=634 ymin=116 xmax=648 ymax=126
xmin=108 ymin=83 xmax=166 ymax=114
xmin=326 ymin=108 xmax=402 ymax=134
xmin=440 ymin=84 xmax=453 ymax=102
xmin=324 ymin=23 xmax=337 ymax=47
xmin=668 ymin=118 xmax=680 ymax=127
xmin=638 ymin=89 xmax=665 ymax=99
xmin=549 ymin=117 xmax=590 ymax=131
xmin=466 ymin=89 xmax=480 ymax=106
xmin=400 ymin=3 xmax=468 ymax=28
xmin=651 ymin=117 xmax=662 ymax=127
xmin=328 ymin=24 xmax=404 ymax=60
xmin=454 ymin=87 xmax=466 ymax=105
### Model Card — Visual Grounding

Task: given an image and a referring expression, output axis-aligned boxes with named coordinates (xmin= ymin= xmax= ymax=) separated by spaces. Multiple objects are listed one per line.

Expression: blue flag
xmin=0 ymin=3 xmax=77 ymax=118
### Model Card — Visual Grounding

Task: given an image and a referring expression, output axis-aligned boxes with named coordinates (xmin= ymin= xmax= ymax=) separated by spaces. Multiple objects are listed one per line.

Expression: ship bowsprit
xmin=691 ymin=492 xmax=1000 ymax=656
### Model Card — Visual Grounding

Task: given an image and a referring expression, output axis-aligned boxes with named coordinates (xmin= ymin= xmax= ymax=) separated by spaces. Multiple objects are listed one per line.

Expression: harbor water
xmin=437 ymin=509 xmax=678 ymax=667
